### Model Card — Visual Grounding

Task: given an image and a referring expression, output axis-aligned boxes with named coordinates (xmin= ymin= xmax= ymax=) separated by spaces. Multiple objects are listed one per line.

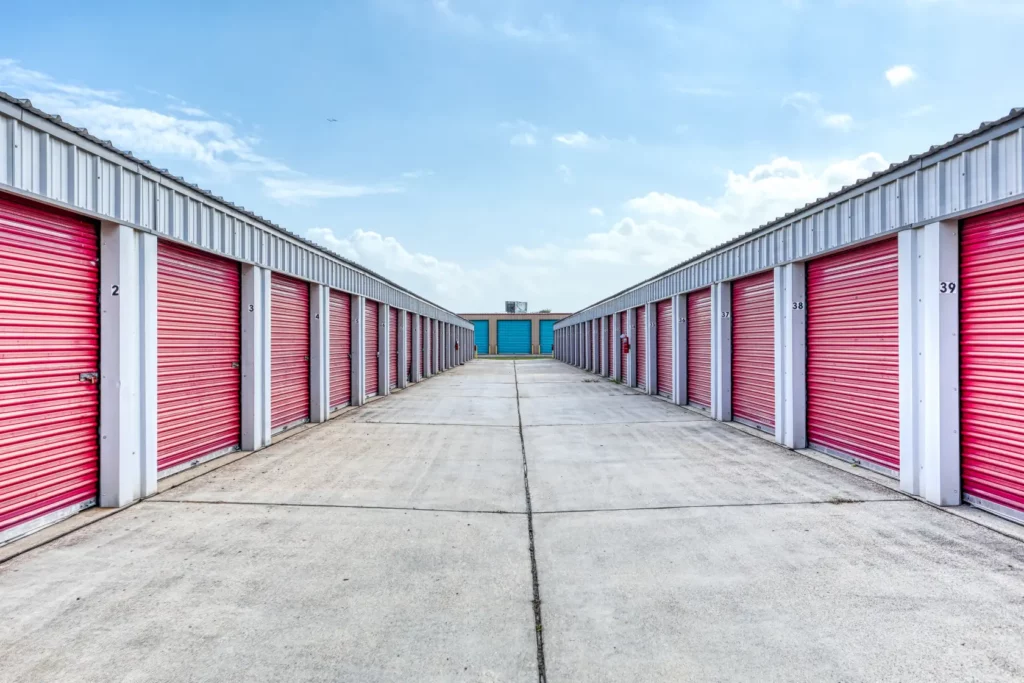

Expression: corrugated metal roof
xmin=0 ymin=90 xmax=469 ymax=327
xmin=565 ymin=106 xmax=1024 ymax=319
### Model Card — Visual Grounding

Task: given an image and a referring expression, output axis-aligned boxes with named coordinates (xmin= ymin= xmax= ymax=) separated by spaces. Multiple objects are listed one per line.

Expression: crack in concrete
xmin=531 ymin=498 xmax=913 ymax=515
xmin=144 ymin=499 xmax=525 ymax=515
xmin=514 ymin=360 xmax=548 ymax=683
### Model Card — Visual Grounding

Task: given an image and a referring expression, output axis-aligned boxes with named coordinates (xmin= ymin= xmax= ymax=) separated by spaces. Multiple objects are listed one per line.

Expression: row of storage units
xmin=0 ymin=189 xmax=475 ymax=545
xmin=554 ymin=194 xmax=1024 ymax=526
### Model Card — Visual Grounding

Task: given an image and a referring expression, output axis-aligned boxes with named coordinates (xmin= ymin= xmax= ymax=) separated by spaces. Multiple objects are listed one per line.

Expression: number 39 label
xmin=940 ymin=282 xmax=957 ymax=293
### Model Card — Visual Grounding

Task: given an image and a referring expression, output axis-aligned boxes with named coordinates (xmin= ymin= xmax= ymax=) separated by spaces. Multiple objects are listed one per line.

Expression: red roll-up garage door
xmin=687 ymin=289 xmax=712 ymax=408
xmin=606 ymin=316 xmax=613 ymax=376
xmin=731 ymin=272 xmax=775 ymax=430
xmin=807 ymin=239 xmax=899 ymax=472
xmin=656 ymin=299 xmax=672 ymax=398
xmin=330 ymin=290 xmax=351 ymax=409
xmin=388 ymin=306 xmax=399 ymax=390
xmin=620 ymin=311 xmax=628 ymax=380
xmin=271 ymin=273 xmax=310 ymax=432
xmin=0 ymin=196 xmax=98 ymax=537
xmin=961 ymin=205 xmax=1024 ymax=514
xmin=420 ymin=316 xmax=427 ymax=376
xmin=636 ymin=307 xmax=647 ymax=390
xmin=406 ymin=312 xmax=413 ymax=381
xmin=366 ymin=301 xmax=379 ymax=396
xmin=157 ymin=242 xmax=241 ymax=471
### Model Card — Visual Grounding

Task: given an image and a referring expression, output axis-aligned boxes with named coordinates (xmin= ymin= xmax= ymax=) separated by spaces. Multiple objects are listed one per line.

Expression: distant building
xmin=459 ymin=312 xmax=571 ymax=355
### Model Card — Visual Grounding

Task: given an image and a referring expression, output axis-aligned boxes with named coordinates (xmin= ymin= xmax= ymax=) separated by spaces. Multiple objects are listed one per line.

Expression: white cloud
xmin=304 ymin=152 xmax=890 ymax=311
xmin=168 ymin=104 xmax=209 ymax=117
xmin=554 ymin=131 xmax=594 ymax=147
xmin=783 ymin=92 xmax=854 ymax=132
xmin=510 ymin=132 xmax=537 ymax=146
xmin=589 ymin=207 xmax=605 ymax=217
xmin=261 ymin=178 xmax=403 ymax=204
xmin=885 ymin=65 xmax=917 ymax=87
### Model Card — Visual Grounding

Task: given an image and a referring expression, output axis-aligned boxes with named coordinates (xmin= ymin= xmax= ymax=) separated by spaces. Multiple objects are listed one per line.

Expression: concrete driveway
xmin=2 ymin=360 xmax=1024 ymax=682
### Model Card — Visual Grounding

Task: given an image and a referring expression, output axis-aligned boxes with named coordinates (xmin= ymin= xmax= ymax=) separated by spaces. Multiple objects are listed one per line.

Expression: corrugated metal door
xmin=636 ymin=307 xmax=647 ymax=390
xmin=157 ymin=242 xmax=240 ymax=471
xmin=539 ymin=320 xmax=554 ymax=354
xmin=687 ymin=289 xmax=712 ymax=408
xmin=620 ymin=311 xmax=628 ymax=379
xmin=473 ymin=320 xmax=489 ymax=354
xmin=731 ymin=272 xmax=775 ymax=430
xmin=807 ymin=239 xmax=899 ymax=471
xmin=420 ymin=316 xmax=427 ymax=374
xmin=607 ymin=315 xmax=613 ymax=377
xmin=656 ymin=300 xmax=672 ymax=397
xmin=271 ymin=273 xmax=310 ymax=431
xmin=329 ymin=290 xmax=351 ymax=409
xmin=406 ymin=312 xmax=413 ymax=381
xmin=0 ymin=196 xmax=98 ymax=536
xmin=388 ymin=307 xmax=399 ymax=390
xmin=497 ymin=320 xmax=531 ymax=354
xmin=365 ymin=301 xmax=379 ymax=396
xmin=961 ymin=205 xmax=1024 ymax=514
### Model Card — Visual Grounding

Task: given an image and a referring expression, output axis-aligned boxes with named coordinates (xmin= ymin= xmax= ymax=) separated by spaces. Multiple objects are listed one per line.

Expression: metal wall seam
xmin=554 ymin=120 xmax=1024 ymax=330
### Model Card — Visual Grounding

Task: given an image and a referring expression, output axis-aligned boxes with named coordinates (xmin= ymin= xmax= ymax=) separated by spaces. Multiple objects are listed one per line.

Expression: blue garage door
xmin=539 ymin=320 xmax=555 ymax=354
xmin=473 ymin=320 xmax=489 ymax=354
xmin=497 ymin=320 xmax=532 ymax=355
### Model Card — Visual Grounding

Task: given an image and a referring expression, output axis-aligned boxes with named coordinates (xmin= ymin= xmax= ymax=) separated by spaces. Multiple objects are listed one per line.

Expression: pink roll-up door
xmin=731 ymin=272 xmax=775 ymax=430
xmin=960 ymin=205 xmax=1024 ymax=514
xmin=656 ymin=299 xmax=672 ymax=398
xmin=636 ymin=307 xmax=647 ymax=390
xmin=271 ymin=273 xmax=310 ymax=432
xmin=687 ymin=289 xmax=712 ymax=408
xmin=807 ymin=238 xmax=899 ymax=472
xmin=406 ymin=312 xmax=414 ymax=380
xmin=365 ymin=301 xmax=379 ymax=397
xmin=329 ymin=290 xmax=351 ymax=409
xmin=420 ymin=316 xmax=427 ymax=375
xmin=0 ymin=195 xmax=99 ymax=537
xmin=388 ymin=306 xmax=399 ymax=390
xmin=620 ymin=311 xmax=628 ymax=379
xmin=157 ymin=242 xmax=241 ymax=471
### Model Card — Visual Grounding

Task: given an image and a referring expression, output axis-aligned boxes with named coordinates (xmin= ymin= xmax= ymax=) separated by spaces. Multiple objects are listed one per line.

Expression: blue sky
xmin=2 ymin=0 xmax=1023 ymax=312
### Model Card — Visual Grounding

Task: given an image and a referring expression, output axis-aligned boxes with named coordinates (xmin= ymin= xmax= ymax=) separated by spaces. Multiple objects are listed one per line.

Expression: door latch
xmin=231 ymin=361 xmax=240 ymax=369
xmin=304 ymin=355 xmax=310 ymax=361
xmin=79 ymin=372 xmax=99 ymax=384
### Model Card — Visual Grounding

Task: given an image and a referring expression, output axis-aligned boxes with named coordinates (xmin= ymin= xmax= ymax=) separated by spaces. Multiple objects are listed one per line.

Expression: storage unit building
xmin=0 ymin=196 xmax=99 ymax=539
xmin=731 ymin=272 xmax=775 ymax=431
xmin=687 ymin=289 xmax=711 ymax=408
xmin=270 ymin=273 xmax=310 ymax=433
xmin=806 ymin=239 xmax=899 ymax=473
xmin=157 ymin=242 xmax=241 ymax=472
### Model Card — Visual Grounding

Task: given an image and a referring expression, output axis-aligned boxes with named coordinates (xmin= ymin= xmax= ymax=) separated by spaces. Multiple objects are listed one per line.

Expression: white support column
xmin=445 ymin=323 xmax=451 ymax=369
xmin=599 ymin=317 xmax=608 ymax=375
xmin=711 ymin=282 xmax=733 ymax=421
xmin=672 ymin=293 xmax=688 ymax=406
xmin=242 ymin=265 xmax=271 ymax=451
xmin=593 ymin=320 xmax=600 ymax=373
xmin=310 ymin=284 xmax=329 ymax=423
xmin=645 ymin=302 xmax=657 ymax=395
xmin=378 ymin=303 xmax=390 ymax=395
xmin=585 ymin=321 xmax=592 ymax=370
xmin=626 ymin=309 xmax=637 ymax=387
xmin=397 ymin=310 xmax=409 ymax=388
xmin=423 ymin=318 xmax=432 ymax=378
xmin=351 ymin=295 xmax=367 ymax=406
xmin=774 ymin=263 xmax=807 ymax=449
xmin=899 ymin=221 xmax=961 ymax=505
xmin=99 ymin=223 xmax=157 ymax=507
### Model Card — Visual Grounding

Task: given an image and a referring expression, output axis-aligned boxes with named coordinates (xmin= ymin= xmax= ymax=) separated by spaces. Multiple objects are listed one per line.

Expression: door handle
xmin=231 ymin=361 xmax=240 ymax=369
xmin=79 ymin=372 xmax=99 ymax=384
